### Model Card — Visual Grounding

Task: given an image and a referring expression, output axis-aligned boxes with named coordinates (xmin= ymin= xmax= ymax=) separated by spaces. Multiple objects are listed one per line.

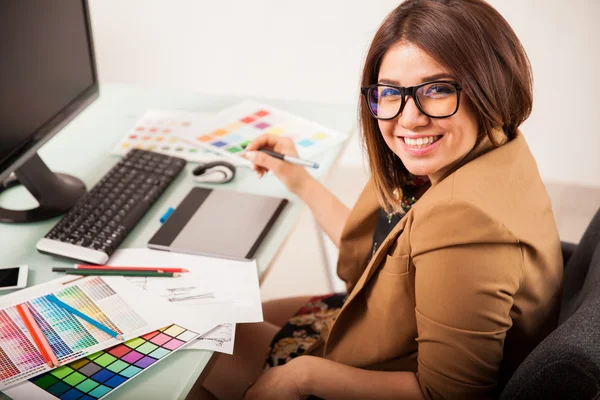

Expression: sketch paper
xmin=186 ymin=323 xmax=236 ymax=355
xmin=107 ymin=249 xmax=263 ymax=330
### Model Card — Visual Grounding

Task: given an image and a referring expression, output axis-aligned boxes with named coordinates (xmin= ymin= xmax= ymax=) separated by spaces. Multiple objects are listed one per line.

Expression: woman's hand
xmin=245 ymin=356 xmax=425 ymax=400
xmin=244 ymin=358 xmax=312 ymax=400
xmin=244 ymin=134 xmax=314 ymax=195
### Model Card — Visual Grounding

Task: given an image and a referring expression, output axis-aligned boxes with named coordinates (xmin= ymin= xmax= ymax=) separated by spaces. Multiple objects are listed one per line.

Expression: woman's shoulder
xmin=409 ymin=134 xmax=558 ymax=252
xmin=451 ymin=134 xmax=541 ymax=199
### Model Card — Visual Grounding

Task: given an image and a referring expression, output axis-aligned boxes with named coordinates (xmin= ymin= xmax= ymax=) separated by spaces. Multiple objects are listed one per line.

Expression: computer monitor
xmin=0 ymin=0 xmax=98 ymax=223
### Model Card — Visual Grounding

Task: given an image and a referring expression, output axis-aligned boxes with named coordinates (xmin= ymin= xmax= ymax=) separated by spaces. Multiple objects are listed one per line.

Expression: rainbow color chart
xmin=0 ymin=277 xmax=154 ymax=390
xmin=5 ymin=324 xmax=199 ymax=400
xmin=180 ymin=101 xmax=347 ymax=164
xmin=112 ymin=109 xmax=245 ymax=165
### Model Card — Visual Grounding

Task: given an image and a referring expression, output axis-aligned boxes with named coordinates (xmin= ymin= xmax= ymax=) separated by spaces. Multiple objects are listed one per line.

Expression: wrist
xmin=290 ymin=171 xmax=316 ymax=198
xmin=290 ymin=356 xmax=315 ymax=394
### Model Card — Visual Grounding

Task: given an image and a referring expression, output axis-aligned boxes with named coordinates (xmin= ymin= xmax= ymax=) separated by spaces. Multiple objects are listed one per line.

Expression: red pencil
xmin=16 ymin=304 xmax=58 ymax=368
xmin=76 ymin=265 xmax=189 ymax=273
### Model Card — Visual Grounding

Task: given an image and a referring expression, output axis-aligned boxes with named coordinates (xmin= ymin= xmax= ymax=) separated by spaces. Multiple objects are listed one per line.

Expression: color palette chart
xmin=181 ymin=101 xmax=347 ymax=164
xmin=5 ymin=324 xmax=199 ymax=400
xmin=112 ymin=109 xmax=245 ymax=166
xmin=0 ymin=277 xmax=159 ymax=391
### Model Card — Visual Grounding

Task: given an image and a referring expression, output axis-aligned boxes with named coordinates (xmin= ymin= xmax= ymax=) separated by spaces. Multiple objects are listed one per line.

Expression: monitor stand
xmin=0 ymin=153 xmax=86 ymax=223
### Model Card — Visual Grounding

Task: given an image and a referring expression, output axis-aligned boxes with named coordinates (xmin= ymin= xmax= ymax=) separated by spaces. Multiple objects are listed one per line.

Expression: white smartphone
xmin=0 ymin=265 xmax=29 ymax=292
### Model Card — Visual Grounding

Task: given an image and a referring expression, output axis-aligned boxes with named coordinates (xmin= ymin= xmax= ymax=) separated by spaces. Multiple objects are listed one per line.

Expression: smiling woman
xmin=193 ymin=1 xmax=563 ymax=399
xmin=359 ymin=0 xmax=533 ymax=211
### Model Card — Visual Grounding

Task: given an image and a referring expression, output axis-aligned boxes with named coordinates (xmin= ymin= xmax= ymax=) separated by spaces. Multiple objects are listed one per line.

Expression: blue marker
xmin=160 ymin=207 xmax=174 ymax=223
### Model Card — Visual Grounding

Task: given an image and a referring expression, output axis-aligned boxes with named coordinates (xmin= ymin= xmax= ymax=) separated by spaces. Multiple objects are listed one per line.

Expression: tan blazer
xmin=319 ymin=132 xmax=563 ymax=399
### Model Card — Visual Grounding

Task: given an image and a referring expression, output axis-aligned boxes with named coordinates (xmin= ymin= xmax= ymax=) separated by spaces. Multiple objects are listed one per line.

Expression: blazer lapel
xmin=324 ymin=212 xmax=409 ymax=356
xmin=348 ymin=212 xmax=409 ymax=299
xmin=339 ymin=212 xmax=408 ymax=314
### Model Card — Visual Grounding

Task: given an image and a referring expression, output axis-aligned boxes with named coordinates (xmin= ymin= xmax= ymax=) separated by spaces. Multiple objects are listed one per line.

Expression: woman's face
xmin=377 ymin=42 xmax=479 ymax=182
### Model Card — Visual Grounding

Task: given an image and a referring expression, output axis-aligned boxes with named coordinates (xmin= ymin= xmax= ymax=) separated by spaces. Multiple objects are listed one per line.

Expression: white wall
xmin=89 ymin=0 xmax=600 ymax=187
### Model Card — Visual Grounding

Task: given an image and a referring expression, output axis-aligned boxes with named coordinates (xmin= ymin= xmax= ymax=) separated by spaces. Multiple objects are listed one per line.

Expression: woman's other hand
xmin=244 ymin=134 xmax=313 ymax=195
xmin=244 ymin=357 xmax=311 ymax=400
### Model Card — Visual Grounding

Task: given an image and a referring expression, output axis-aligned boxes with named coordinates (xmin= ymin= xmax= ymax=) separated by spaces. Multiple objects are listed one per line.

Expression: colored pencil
xmin=16 ymin=303 xmax=59 ymax=368
xmin=64 ymin=270 xmax=180 ymax=278
xmin=78 ymin=265 xmax=188 ymax=273
xmin=46 ymin=294 xmax=123 ymax=340
xmin=61 ymin=275 xmax=86 ymax=285
xmin=52 ymin=266 xmax=188 ymax=273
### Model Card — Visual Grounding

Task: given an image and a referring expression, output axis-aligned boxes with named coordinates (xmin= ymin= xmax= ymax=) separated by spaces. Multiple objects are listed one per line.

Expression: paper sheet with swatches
xmin=111 ymin=109 xmax=214 ymax=162
xmin=111 ymin=109 xmax=248 ymax=167
xmin=0 ymin=276 xmax=171 ymax=391
xmin=178 ymin=100 xmax=348 ymax=165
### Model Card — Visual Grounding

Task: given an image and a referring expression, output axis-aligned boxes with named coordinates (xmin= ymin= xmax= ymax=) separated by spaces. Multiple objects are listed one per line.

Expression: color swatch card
xmin=4 ymin=324 xmax=200 ymax=400
xmin=180 ymin=101 xmax=348 ymax=165
xmin=112 ymin=109 xmax=246 ymax=166
xmin=0 ymin=276 xmax=170 ymax=390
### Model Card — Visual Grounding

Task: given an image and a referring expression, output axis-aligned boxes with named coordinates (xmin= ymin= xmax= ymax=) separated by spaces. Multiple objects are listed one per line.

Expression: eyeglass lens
xmin=367 ymin=82 xmax=458 ymax=119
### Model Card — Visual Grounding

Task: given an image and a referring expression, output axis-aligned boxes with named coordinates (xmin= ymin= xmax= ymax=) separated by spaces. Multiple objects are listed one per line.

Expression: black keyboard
xmin=36 ymin=149 xmax=186 ymax=264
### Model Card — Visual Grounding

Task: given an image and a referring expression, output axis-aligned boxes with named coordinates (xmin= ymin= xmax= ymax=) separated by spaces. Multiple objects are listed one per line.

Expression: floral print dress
xmin=264 ymin=177 xmax=430 ymax=369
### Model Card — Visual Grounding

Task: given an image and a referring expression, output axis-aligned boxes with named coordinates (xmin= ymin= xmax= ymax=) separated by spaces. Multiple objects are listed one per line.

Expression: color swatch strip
xmin=27 ymin=303 xmax=74 ymax=360
xmin=30 ymin=324 xmax=199 ymax=400
xmin=0 ymin=309 xmax=45 ymax=380
xmin=78 ymin=277 xmax=146 ymax=333
xmin=57 ymin=286 xmax=121 ymax=341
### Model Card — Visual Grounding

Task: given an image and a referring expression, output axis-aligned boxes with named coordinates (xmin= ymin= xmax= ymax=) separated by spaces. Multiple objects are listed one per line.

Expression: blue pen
xmin=160 ymin=207 xmax=174 ymax=223
xmin=46 ymin=294 xmax=123 ymax=340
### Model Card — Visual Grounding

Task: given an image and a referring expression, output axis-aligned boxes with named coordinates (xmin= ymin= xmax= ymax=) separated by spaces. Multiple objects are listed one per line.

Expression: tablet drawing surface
xmin=148 ymin=187 xmax=288 ymax=261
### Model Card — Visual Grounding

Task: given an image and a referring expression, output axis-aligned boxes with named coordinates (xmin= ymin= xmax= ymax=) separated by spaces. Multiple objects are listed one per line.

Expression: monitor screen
xmin=0 ymin=0 xmax=96 ymax=173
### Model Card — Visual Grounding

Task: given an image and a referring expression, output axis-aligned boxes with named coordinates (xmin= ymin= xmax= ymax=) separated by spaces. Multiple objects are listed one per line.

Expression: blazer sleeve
xmin=410 ymin=199 xmax=522 ymax=399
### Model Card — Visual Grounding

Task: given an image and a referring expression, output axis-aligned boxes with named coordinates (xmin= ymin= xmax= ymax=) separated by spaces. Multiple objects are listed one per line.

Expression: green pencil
xmin=64 ymin=270 xmax=180 ymax=278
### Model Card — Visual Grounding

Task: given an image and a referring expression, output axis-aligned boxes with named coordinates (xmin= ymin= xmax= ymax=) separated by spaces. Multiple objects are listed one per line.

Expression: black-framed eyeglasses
xmin=361 ymin=80 xmax=462 ymax=120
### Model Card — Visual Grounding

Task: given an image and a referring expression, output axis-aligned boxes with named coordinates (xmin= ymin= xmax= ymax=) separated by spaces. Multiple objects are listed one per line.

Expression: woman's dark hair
xmin=360 ymin=0 xmax=533 ymax=212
